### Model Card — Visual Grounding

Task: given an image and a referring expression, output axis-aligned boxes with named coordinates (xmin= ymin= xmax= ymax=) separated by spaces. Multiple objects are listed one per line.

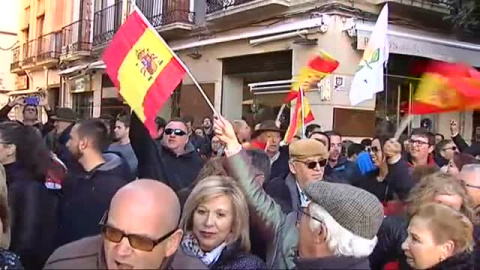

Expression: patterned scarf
xmin=181 ymin=232 xmax=226 ymax=266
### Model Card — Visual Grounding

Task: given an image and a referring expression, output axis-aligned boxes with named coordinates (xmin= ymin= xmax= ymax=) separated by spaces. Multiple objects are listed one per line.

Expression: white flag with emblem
xmin=349 ymin=4 xmax=389 ymax=106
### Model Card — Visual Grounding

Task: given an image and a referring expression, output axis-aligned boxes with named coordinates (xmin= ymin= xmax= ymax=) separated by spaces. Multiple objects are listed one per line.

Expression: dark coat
xmin=172 ymin=241 xmax=266 ymax=270
xmin=57 ymin=153 xmax=130 ymax=247
xmin=264 ymin=173 xmax=343 ymax=214
xmin=369 ymin=215 xmax=409 ymax=270
xmin=356 ymin=158 xmax=414 ymax=202
xmin=294 ymin=255 xmax=371 ymax=269
xmin=428 ymin=252 xmax=473 ymax=270
xmin=130 ymin=113 xmax=203 ymax=192
xmin=0 ymin=248 xmax=23 ymax=269
xmin=269 ymin=146 xmax=290 ymax=181
xmin=5 ymin=162 xmax=59 ymax=270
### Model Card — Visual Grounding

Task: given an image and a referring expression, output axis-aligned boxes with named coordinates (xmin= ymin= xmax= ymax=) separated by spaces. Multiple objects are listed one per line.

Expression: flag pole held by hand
xmin=133 ymin=7 xmax=218 ymax=117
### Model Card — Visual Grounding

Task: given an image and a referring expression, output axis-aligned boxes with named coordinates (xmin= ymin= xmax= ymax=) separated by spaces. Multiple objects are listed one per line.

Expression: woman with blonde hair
xmin=402 ymin=203 xmax=474 ymax=269
xmin=172 ymin=176 xmax=265 ymax=269
xmin=370 ymin=172 xmax=475 ymax=269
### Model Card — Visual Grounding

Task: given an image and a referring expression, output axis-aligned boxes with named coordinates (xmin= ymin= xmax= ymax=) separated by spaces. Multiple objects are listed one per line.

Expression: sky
xmin=0 ymin=0 xmax=19 ymax=34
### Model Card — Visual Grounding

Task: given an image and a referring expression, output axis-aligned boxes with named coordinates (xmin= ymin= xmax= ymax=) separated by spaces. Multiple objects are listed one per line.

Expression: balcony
xmin=22 ymin=40 xmax=36 ymax=66
xmin=61 ymin=20 xmax=92 ymax=61
xmin=37 ymin=31 xmax=62 ymax=65
xmin=93 ymin=1 xmax=123 ymax=48
xmin=136 ymin=0 xmax=195 ymax=38
xmin=10 ymin=46 xmax=21 ymax=73
xmin=366 ymin=0 xmax=450 ymax=13
xmin=206 ymin=0 xmax=290 ymax=23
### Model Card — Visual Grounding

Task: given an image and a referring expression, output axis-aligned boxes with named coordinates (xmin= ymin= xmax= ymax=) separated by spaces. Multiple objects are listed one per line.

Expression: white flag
xmin=349 ymin=4 xmax=389 ymax=106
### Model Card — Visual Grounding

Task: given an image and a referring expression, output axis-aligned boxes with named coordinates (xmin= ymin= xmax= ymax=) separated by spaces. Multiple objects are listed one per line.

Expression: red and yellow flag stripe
xmin=103 ymin=10 xmax=186 ymax=136
xmin=284 ymin=93 xmax=314 ymax=143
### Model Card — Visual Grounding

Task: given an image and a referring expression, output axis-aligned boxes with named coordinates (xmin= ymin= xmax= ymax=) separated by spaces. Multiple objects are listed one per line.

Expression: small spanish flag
xmin=284 ymin=93 xmax=314 ymax=143
xmin=411 ymin=62 xmax=480 ymax=115
xmin=287 ymin=51 xmax=339 ymax=102
xmin=102 ymin=9 xmax=186 ymax=137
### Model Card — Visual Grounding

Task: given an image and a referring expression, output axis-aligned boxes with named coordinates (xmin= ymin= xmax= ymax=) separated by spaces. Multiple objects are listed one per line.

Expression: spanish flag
xmin=287 ymin=51 xmax=339 ymax=102
xmin=284 ymin=92 xmax=314 ymax=143
xmin=411 ymin=62 xmax=480 ymax=114
xmin=102 ymin=9 xmax=186 ymax=137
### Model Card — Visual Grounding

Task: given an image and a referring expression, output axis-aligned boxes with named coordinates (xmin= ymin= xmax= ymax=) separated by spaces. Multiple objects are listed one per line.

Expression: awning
xmin=8 ymin=89 xmax=40 ymax=96
xmin=248 ymin=79 xmax=293 ymax=95
xmin=355 ymin=23 xmax=480 ymax=66
xmin=59 ymin=60 xmax=106 ymax=76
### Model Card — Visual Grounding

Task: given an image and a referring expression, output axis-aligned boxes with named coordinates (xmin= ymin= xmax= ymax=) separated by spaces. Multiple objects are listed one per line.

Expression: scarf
xmin=181 ymin=232 xmax=226 ymax=266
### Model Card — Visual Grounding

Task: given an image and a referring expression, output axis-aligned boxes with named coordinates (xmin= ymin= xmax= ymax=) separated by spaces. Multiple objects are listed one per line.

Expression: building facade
xmin=11 ymin=0 xmax=480 ymax=141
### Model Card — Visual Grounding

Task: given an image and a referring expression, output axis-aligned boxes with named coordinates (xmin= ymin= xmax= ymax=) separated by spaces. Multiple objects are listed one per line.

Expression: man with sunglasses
xmin=130 ymin=115 xmax=203 ymax=192
xmin=434 ymin=139 xmax=458 ymax=168
xmin=45 ymin=179 xmax=198 ymax=269
xmin=407 ymin=128 xmax=437 ymax=168
xmin=264 ymin=138 xmax=332 ymax=214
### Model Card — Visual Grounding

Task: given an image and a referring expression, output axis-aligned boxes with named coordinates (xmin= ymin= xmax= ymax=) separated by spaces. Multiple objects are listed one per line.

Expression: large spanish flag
xmin=102 ymin=9 xmax=186 ymax=137
xmin=411 ymin=62 xmax=480 ymax=114
xmin=284 ymin=92 xmax=314 ymax=143
xmin=287 ymin=51 xmax=339 ymax=102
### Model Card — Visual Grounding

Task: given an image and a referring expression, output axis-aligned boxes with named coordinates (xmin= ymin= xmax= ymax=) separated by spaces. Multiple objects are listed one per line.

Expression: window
xmin=37 ymin=15 xmax=44 ymax=38
xmin=72 ymin=92 xmax=94 ymax=119
xmin=37 ymin=0 xmax=45 ymax=16
xmin=24 ymin=7 xmax=30 ymax=29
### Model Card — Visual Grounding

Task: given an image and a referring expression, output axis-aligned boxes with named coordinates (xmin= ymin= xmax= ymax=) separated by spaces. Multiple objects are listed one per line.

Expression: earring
xmin=439 ymin=257 xmax=444 ymax=263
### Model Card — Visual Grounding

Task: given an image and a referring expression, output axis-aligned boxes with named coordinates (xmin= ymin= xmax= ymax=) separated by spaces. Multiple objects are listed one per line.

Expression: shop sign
xmin=69 ymin=75 xmax=91 ymax=93
xmin=14 ymin=75 xmax=28 ymax=90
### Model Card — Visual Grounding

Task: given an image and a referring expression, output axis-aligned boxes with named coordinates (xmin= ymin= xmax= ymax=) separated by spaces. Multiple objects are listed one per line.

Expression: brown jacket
xmin=44 ymin=235 xmax=106 ymax=269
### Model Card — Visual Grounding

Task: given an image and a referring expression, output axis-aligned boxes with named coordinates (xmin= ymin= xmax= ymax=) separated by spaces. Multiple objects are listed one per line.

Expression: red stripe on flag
xmin=285 ymin=95 xmax=302 ymax=143
xmin=142 ymin=58 xmax=186 ymax=136
xmin=308 ymin=56 xmax=339 ymax=73
xmin=305 ymin=111 xmax=314 ymax=123
xmin=102 ymin=11 xmax=148 ymax=87
xmin=410 ymin=101 xmax=458 ymax=115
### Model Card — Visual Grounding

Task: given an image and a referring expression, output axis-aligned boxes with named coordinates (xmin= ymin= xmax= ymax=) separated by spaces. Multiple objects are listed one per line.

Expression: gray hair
xmin=308 ymin=203 xmax=378 ymax=258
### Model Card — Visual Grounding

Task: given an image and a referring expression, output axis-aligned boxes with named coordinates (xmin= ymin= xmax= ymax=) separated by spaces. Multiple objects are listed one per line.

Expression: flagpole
xmin=133 ymin=7 xmax=218 ymax=116
xmin=300 ymin=86 xmax=306 ymax=138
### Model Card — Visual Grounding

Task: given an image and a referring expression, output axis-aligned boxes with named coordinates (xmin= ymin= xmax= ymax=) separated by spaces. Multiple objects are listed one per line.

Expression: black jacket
xmin=58 ymin=153 xmax=130 ymax=247
xmin=210 ymin=242 xmax=266 ymax=270
xmin=269 ymin=146 xmax=290 ymax=181
xmin=357 ymin=158 xmax=414 ymax=202
xmin=130 ymin=113 xmax=203 ymax=192
xmin=294 ymin=255 xmax=371 ymax=269
xmin=369 ymin=215 xmax=409 ymax=270
xmin=5 ymin=162 xmax=59 ymax=270
xmin=428 ymin=252 xmax=473 ymax=270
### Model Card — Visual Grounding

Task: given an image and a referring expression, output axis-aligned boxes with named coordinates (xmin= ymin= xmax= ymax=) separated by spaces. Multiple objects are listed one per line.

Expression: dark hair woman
xmin=0 ymin=122 xmax=58 ymax=269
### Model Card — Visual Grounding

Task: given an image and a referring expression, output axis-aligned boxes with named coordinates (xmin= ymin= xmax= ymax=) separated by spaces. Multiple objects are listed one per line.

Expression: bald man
xmin=45 ymin=180 xmax=185 ymax=269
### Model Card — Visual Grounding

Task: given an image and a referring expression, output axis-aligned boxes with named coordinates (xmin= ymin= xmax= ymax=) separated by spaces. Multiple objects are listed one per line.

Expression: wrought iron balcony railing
xmin=61 ymin=19 xmax=92 ymax=55
xmin=206 ymin=0 xmax=255 ymax=14
xmin=37 ymin=31 xmax=62 ymax=62
xmin=93 ymin=1 xmax=123 ymax=47
xmin=136 ymin=0 xmax=195 ymax=28
xmin=10 ymin=46 xmax=20 ymax=70
xmin=22 ymin=40 xmax=36 ymax=65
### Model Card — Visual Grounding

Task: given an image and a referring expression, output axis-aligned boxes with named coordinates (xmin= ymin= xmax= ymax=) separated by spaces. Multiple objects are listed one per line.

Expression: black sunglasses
xmin=297 ymin=207 xmax=324 ymax=229
xmin=442 ymin=146 xmax=457 ymax=151
xmin=367 ymin=146 xmax=380 ymax=153
xmin=99 ymin=212 xmax=177 ymax=252
xmin=164 ymin=128 xmax=187 ymax=136
xmin=296 ymin=159 xmax=327 ymax=169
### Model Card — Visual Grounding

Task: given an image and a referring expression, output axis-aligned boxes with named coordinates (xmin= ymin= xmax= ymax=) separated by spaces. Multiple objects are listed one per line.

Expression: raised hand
xmin=213 ymin=115 xmax=240 ymax=149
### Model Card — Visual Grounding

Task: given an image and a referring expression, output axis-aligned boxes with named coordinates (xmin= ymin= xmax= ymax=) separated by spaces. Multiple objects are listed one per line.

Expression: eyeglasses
xmin=409 ymin=139 xmax=430 ymax=146
xmin=297 ymin=207 xmax=323 ymax=229
xmin=461 ymin=180 xmax=480 ymax=190
xmin=367 ymin=146 xmax=380 ymax=153
xmin=295 ymin=159 xmax=327 ymax=169
xmin=442 ymin=146 xmax=457 ymax=151
xmin=99 ymin=212 xmax=177 ymax=252
xmin=164 ymin=128 xmax=187 ymax=137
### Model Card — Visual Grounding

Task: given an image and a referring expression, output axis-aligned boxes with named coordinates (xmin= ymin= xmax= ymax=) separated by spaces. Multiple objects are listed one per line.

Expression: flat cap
xmin=289 ymin=139 xmax=328 ymax=160
xmin=305 ymin=181 xmax=384 ymax=240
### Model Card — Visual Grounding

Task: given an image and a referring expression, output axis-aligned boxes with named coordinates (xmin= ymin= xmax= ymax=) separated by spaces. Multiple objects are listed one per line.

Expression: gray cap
xmin=305 ymin=181 xmax=384 ymax=240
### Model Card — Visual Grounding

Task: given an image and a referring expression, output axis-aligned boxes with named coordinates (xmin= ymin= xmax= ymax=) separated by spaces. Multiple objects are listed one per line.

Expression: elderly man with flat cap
xmin=45 ymin=179 xmax=203 ymax=269
xmin=214 ymin=115 xmax=384 ymax=269
xmin=263 ymin=138 xmax=335 ymax=213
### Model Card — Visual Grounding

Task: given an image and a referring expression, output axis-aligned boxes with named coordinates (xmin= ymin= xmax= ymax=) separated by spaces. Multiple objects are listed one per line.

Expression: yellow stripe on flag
xmin=117 ymin=28 xmax=174 ymax=121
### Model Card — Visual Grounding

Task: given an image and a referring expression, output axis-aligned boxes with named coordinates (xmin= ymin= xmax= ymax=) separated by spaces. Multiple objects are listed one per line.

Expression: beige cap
xmin=289 ymin=138 xmax=328 ymax=160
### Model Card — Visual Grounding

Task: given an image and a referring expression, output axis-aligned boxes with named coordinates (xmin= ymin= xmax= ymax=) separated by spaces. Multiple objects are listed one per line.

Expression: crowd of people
xmin=0 ymin=96 xmax=479 ymax=269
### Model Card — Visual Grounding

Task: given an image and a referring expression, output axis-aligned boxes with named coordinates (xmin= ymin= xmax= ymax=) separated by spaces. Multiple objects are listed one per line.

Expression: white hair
xmin=308 ymin=203 xmax=378 ymax=258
